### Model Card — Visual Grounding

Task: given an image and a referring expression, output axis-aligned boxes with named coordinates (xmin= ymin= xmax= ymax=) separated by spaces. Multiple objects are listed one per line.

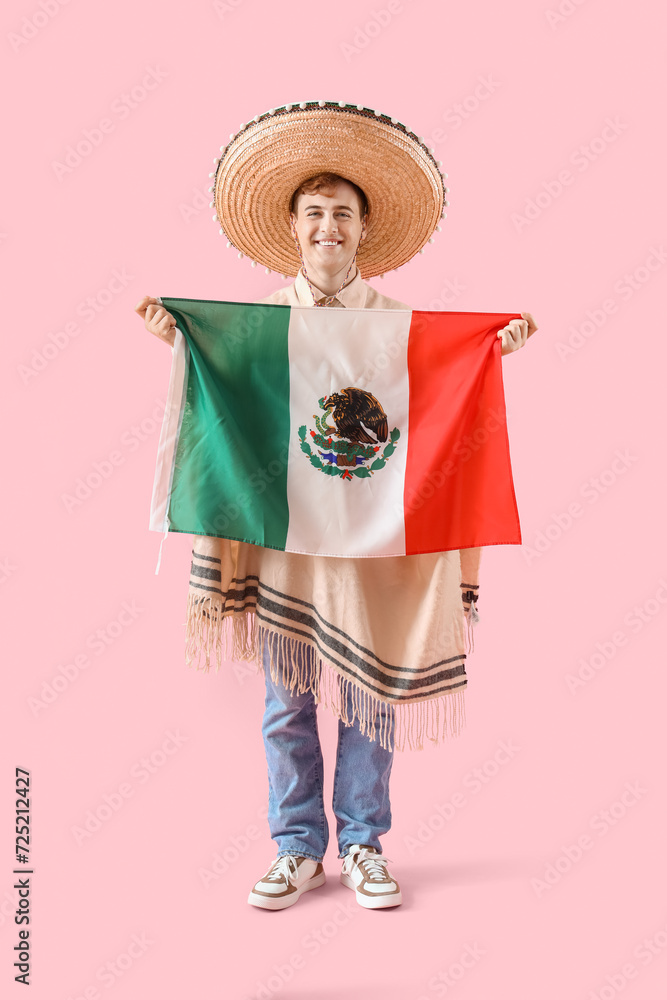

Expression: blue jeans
xmin=261 ymin=642 xmax=395 ymax=862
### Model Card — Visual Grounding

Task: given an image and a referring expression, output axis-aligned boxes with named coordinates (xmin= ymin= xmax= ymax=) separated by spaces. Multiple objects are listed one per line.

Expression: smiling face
xmin=289 ymin=178 xmax=367 ymax=284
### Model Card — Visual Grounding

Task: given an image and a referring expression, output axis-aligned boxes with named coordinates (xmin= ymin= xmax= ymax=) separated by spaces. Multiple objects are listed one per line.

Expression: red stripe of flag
xmin=404 ymin=311 xmax=523 ymax=555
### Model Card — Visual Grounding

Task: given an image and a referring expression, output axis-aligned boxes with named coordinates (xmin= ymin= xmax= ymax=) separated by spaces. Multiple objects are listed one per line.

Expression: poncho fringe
xmin=183 ymin=590 xmax=476 ymax=753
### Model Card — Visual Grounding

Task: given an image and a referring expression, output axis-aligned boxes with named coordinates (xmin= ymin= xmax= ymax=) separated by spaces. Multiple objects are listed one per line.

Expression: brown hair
xmin=289 ymin=172 xmax=368 ymax=219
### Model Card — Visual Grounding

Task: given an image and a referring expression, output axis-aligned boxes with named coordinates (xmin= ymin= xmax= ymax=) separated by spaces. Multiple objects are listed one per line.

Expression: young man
xmin=136 ymin=101 xmax=536 ymax=913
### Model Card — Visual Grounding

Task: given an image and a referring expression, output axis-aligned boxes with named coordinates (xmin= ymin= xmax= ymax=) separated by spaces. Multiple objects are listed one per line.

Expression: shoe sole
xmin=248 ymin=870 xmax=326 ymax=910
xmin=340 ymin=871 xmax=402 ymax=908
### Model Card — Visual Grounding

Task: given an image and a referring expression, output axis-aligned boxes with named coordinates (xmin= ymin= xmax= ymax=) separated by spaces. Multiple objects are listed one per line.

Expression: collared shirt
xmin=255 ymin=264 xmax=411 ymax=310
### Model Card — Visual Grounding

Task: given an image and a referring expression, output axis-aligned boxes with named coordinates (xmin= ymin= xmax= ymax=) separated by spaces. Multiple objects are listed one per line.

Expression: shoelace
xmin=265 ymin=855 xmax=301 ymax=884
xmin=345 ymin=848 xmax=393 ymax=881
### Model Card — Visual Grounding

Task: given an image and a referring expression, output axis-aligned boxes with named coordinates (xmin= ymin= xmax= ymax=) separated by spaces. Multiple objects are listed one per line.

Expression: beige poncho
xmin=183 ymin=266 xmax=481 ymax=752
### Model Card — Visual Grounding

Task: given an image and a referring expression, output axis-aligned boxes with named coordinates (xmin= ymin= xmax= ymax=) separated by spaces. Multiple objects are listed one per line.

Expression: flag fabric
xmin=150 ymin=298 xmax=522 ymax=558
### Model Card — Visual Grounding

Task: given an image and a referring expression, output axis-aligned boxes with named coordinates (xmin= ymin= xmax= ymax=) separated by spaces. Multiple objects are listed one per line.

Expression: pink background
xmin=3 ymin=1 xmax=666 ymax=997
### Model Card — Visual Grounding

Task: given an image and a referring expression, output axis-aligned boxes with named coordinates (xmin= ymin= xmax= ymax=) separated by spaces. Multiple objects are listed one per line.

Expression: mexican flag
xmin=150 ymin=298 xmax=523 ymax=557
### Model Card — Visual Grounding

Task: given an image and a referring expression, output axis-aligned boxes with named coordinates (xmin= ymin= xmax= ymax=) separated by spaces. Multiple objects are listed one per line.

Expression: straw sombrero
xmin=209 ymin=100 xmax=449 ymax=280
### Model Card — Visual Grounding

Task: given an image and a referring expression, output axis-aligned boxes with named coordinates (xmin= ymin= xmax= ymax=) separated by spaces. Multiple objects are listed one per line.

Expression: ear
xmin=360 ymin=215 xmax=368 ymax=240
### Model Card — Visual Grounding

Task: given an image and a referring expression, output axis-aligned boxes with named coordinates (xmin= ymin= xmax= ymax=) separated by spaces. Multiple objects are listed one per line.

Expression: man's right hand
xmin=135 ymin=296 xmax=177 ymax=347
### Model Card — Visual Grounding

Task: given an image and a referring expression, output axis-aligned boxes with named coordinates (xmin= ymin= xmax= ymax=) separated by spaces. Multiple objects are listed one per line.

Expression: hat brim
xmin=214 ymin=104 xmax=445 ymax=279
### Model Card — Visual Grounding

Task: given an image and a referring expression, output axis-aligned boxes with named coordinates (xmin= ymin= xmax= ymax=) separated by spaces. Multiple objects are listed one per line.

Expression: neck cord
xmin=290 ymin=223 xmax=364 ymax=307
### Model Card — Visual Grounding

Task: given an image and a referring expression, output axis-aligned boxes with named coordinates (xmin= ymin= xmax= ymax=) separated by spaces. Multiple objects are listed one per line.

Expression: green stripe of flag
xmin=163 ymin=298 xmax=292 ymax=549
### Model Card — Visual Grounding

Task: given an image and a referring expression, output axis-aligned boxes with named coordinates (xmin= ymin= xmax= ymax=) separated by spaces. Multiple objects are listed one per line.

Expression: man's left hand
xmin=497 ymin=312 xmax=538 ymax=356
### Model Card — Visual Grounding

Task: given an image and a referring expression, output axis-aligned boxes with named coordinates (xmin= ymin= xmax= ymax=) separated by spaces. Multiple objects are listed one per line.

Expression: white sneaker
xmin=340 ymin=844 xmax=402 ymax=908
xmin=248 ymin=854 xmax=326 ymax=910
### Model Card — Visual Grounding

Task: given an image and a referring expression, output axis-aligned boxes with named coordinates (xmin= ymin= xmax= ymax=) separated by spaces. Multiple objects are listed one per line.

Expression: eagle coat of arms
xmin=298 ymin=387 xmax=401 ymax=481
